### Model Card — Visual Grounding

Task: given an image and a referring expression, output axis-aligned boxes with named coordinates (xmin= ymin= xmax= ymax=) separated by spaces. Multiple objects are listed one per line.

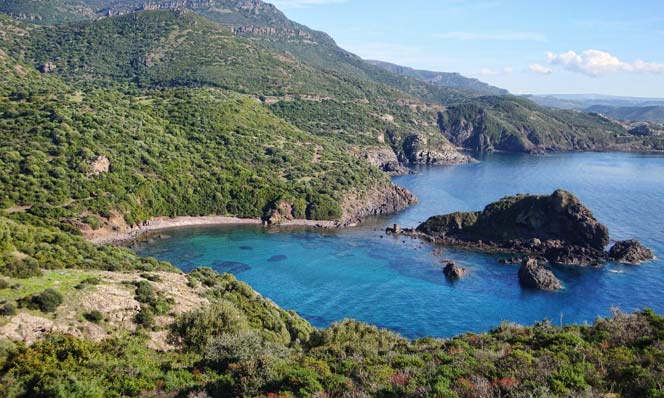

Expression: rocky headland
xmin=390 ymin=189 xmax=654 ymax=267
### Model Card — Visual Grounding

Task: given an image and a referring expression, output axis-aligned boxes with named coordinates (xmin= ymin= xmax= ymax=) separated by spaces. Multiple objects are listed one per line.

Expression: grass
xmin=0 ymin=269 xmax=95 ymax=301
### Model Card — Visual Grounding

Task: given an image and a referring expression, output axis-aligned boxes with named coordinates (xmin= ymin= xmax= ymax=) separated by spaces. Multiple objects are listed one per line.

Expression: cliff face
xmin=340 ymin=182 xmax=417 ymax=225
xmin=417 ymin=190 xmax=610 ymax=250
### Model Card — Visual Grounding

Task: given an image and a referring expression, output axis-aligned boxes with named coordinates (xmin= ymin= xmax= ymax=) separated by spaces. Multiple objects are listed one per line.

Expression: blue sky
xmin=269 ymin=0 xmax=664 ymax=97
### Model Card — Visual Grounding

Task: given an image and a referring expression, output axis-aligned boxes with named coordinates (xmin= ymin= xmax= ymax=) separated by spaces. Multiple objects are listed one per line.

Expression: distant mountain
xmin=526 ymin=93 xmax=664 ymax=110
xmin=368 ymin=60 xmax=509 ymax=96
xmin=586 ymin=105 xmax=664 ymax=123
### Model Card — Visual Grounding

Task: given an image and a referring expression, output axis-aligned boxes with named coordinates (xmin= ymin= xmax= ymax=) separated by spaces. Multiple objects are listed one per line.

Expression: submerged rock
xmin=442 ymin=261 xmax=467 ymax=279
xmin=518 ymin=258 xmax=561 ymax=291
xmin=609 ymin=240 xmax=654 ymax=265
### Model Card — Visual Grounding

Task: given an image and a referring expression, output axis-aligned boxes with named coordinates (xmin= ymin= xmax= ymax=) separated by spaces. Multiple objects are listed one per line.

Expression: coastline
xmin=87 ymin=215 xmax=340 ymax=245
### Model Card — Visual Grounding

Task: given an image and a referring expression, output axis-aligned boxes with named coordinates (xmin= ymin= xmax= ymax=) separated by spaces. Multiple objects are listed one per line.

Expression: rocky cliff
xmin=341 ymin=182 xmax=417 ymax=226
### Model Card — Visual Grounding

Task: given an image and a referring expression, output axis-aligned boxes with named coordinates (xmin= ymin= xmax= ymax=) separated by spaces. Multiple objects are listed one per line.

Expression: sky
xmin=268 ymin=0 xmax=664 ymax=97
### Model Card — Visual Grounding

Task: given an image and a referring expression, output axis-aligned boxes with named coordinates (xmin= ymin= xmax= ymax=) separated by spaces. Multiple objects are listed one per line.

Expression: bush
xmin=0 ymin=302 xmax=17 ymax=316
xmin=134 ymin=308 xmax=155 ymax=328
xmin=205 ymin=331 xmax=288 ymax=396
xmin=0 ymin=279 xmax=9 ymax=289
xmin=18 ymin=288 xmax=64 ymax=313
xmin=81 ymin=215 xmax=102 ymax=230
xmin=306 ymin=194 xmax=342 ymax=221
xmin=83 ymin=310 xmax=104 ymax=324
xmin=0 ymin=254 xmax=42 ymax=278
xmin=170 ymin=301 xmax=248 ymax=352
xmin=75 ymin=277 xmax=101 ymax=290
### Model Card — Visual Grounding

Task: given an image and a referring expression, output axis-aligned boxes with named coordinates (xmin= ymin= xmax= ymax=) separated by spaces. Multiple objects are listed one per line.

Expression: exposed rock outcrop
xmin=406 ymin=190 xmax=651 ymax=266
xmin=417 ymin=190 xmax=609 ymax=250
xmin=364 ymin=147 xmax=410 ymax=175
xmin=609 ymin=240 xmax=655 ymax=265
xmin=89 ymin=155 xmax=110 ymax=175
xmin=401 ymin=134 xmax=474 ymax=165
xmin=518 ymin=258 xmax=561 ymax=291
xmin=340 ymin=183 xmax=417 ymax=226
xmin=442 ymin=261 xmax=467 ymax=279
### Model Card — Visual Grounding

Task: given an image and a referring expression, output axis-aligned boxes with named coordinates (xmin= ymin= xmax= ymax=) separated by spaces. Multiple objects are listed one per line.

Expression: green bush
xmin=83 ymin=310 xmax=104 ymax=324
xmin=0 ymin=278 xmax=9 ymax=289
xmin=134 ymin=308 xmax=155 ymax=328
xmin=0 ymin=302 xmax=17 ymax=316
xmin=74 ymin=277 xmax=101 ymax=290
xmin=18 ymin=288 xmax=64 ymax=313
xmin=170 ymin=301 xmax=248 ymax=352
xmin=205 ymin=331 xmax=287 ymax=397
xmin=306 ymin=194 xmax=342 ymax=221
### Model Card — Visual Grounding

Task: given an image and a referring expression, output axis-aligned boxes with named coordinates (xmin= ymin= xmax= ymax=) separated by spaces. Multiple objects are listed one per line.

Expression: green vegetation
xmin=0 ymin=297 xmax=663 ymax=397
xmin=17 ymin=288 xmax=63 ymax=313
xmin=0 ymin=3 xmax=662 ymax=398
xmin=438 ymin=95 xmax=638 ymax=152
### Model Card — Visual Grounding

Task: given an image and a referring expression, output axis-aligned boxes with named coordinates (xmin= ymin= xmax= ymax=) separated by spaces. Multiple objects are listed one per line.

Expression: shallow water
xmin=137 ymin=152 xmax=664 ymax=338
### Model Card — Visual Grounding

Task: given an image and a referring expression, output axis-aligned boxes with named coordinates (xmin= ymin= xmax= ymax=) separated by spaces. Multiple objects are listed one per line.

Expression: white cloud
xmin=268 ymin=0 xmax=348 ymax=8
xmin=474 ymin=66 xmax=514 ymax=76
xmin=546 ymin=50 xmax=664 ymax=76
xmin=529 ymin=64 xmax=553 ymax=74
xmin=434 ymin=31 xmax=546 ymax=42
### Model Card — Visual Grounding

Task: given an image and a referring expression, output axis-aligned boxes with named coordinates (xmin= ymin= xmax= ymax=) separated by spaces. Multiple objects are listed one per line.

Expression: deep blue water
xmin=136 ymin=152 xmax=664 ymax=338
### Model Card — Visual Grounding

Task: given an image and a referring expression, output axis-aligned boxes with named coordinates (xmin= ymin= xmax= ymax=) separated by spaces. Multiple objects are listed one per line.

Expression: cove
xmin=136 ymin=152 xmax=664 ymax=338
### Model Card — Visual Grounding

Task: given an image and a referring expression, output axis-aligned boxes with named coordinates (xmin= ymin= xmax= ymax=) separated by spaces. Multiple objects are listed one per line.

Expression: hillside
xmin=0 ymin=25 xmax=417 ymax=233
xmin=586 ymin=105 xmax=664 ymax=123
xmin=1 ymin=0 xmax=651 ymax=158
xmin=368 ymin=59 xmax=509 ymax=96
xmin=437 ymin=95 xmax=659 ymax=153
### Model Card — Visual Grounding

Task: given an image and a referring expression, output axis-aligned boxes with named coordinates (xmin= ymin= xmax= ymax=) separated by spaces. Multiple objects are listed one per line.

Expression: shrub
xmin=134 ymin=308 xmax=155 ymax=328
xmin=306 ymin=194 xmax=342 ymax=221
xmin=170 ymin=301 xmax=248 ymax=352
xmin=205 ymin=331 xmax=288 ymax=396
xmin=83 ymin=310 xmax=104 ymax=324
xmin=0 ymin=254 xmax=42 ymax=278
xmin=75 ymin=277 xmax=101 ymax=290
xmin=0 ymin=279 xmax=9 ymax=289
xmin=81 ymin=215 xmax=102 ymax=230
xmin=18 ymin=288 xmax=64 ymax=313
xmin=0 ymin=302 xmax=17 ymax=316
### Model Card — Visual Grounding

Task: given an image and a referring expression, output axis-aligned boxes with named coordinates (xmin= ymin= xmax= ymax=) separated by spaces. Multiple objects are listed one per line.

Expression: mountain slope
xmin=586 ymin=105 xmax=664 ymax=123
xmin=0 ymin=31 xmax=413 ymax=229
xmin=368 ymin=59 xmax=509 ymax=96
xmin=438 ymin=96 xmax=639 ymax=153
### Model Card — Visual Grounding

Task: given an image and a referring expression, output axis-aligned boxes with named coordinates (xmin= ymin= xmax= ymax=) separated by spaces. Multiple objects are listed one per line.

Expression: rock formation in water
xmin=404 ymin=190 xmax=652 ymax=266
xmin=442 ymin=261 xmax=467 ymax=279
xmin=609 ymin=240 xmax=655 ymax=264
xmin=518 ymin=258 xmax=562 ymax=291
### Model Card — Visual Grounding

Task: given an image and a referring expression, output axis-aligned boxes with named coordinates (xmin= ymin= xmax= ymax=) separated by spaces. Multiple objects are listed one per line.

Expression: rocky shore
xmin=388 ymin=189 xmax=654 ymax=267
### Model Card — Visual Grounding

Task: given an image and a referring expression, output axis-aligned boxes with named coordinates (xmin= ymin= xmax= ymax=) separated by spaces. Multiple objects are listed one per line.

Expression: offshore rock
xmin=609 ymin=240 xmax=655 ymax=265
xmin=518 ymin=258 xmax=562 ymax=291
xmin=409 ymin=190 xmax=653 ymax=266
xmin=442 ymin=261 xmax=467 ymax=279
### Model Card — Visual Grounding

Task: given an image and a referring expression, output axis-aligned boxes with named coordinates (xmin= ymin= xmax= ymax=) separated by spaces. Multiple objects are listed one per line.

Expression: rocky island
xmin=391 ymin=189 xmax=654 ymax=266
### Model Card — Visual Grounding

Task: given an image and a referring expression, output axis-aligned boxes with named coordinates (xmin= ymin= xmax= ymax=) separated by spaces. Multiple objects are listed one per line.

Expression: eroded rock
xmin=442 ymin=261 xmax=467 ymax=279
xmin=518 ymin=258 xmax=561 ymax=291
xmin=609 ymin=240 xmax=654 ymax=265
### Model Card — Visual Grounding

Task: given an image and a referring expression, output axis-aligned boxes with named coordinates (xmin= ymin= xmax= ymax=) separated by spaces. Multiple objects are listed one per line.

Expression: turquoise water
xmin=137 ymin=152 xmax=664 ymax=338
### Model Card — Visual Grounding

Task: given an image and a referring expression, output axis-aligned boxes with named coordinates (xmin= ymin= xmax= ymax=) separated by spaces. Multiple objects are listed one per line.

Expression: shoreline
xmin=88 ymin=215 xmax=340 ymax=245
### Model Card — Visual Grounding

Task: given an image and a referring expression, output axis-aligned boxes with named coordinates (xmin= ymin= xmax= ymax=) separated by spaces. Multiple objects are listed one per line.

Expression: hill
xmin=586 ymin=105 xmax=664 ymax=123
xmin=367 ymin=59 xmax=509 ymax=96
xmin=437 ymin=95 xmax=659 ymax=152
